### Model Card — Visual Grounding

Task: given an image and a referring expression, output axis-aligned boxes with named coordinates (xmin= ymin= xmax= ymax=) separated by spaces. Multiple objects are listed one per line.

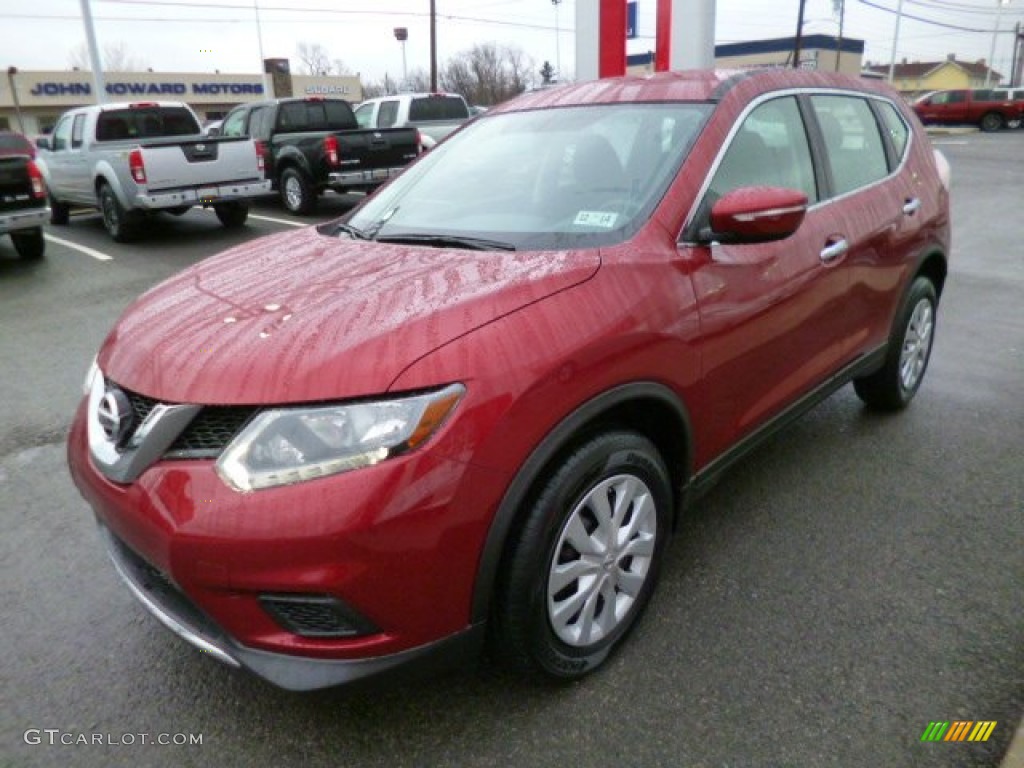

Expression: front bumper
xmin=134 ymin=179 xmax=272 ymax=209
xmin=0 ymin=207 xmax=48 ymax=234
xmin=100 ymin=524 xmax=483 ymax=690
xmin=67 ymin=399 xmax=506 ymax=689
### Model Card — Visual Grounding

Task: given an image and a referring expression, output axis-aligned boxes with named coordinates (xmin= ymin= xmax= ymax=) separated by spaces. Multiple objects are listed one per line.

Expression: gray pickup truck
xmin=36 ymin=101 xmax=271 ymax=242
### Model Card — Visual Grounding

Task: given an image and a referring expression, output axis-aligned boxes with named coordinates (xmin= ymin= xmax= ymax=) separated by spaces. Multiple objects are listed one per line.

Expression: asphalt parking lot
xmin=1 ymin=132 xmax=1021 ymax=768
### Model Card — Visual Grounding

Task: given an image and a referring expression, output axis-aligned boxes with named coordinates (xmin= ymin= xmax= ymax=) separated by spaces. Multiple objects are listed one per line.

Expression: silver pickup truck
xmin=36 ymin=101 xmax=271 ymax=242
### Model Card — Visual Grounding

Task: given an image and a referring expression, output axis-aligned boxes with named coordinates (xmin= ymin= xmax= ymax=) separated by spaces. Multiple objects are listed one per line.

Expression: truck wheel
xmin=11 ymin=228 xmax=45 ymax=260
xmin=280 ymin=168 xmax=317 ymax=215
xmin=99 ymin=184 xmax=139 ymax=243
xmin=980 ymin=112 xmax=1004 ymax=132
xmin=214 ymin=202 xmax=249 ymax=228
xmin=49 ymin=195 xmax=70 ymax=226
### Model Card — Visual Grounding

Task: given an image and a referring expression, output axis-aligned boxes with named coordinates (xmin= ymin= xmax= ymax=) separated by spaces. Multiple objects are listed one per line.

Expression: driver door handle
xmin=820 ymin=238 xmax=849 ymax=263
xmin=903 ymin=198 xmax=922 ymax=216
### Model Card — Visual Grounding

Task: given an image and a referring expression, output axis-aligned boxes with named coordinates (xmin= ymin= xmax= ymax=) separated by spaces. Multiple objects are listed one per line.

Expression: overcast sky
xmin=1 ymin=0 xmax=1022 ymax=83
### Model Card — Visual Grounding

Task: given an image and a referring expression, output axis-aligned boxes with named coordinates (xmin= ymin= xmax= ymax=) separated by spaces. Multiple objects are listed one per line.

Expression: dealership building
xmin=0 ymin=66 xmax=363 ymax=135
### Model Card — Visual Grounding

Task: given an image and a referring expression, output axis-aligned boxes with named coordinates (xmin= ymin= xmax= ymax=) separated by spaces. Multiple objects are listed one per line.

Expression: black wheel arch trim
xmin=469 ymin=381 xmax=694 ymax=624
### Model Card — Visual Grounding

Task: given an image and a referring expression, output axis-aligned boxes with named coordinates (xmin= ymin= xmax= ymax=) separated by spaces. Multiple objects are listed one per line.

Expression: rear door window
xmin=810 ymin=95 xmax=889 ymax=197
xmin=377 ymin=100 xmax=399 ymax=128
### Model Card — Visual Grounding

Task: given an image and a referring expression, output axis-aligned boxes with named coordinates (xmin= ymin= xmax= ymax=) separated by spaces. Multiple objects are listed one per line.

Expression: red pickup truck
xmin=912 ymin=87 xmax=1024 ymax=132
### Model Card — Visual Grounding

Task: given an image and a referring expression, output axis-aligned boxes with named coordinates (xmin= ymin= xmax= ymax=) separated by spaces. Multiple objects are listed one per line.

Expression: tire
xmin=854 ymin=276 xmax=938 ymax=411
xmin=980 ymin=112 xmax=1004 ymax=132
xmin=494 ymin=431 xmax=672 ymax=680
xmin=11 ymin=228 xmax=45 ymax=260
xmin=214 ymin=201 xmax=249 ymax=228
xmin=49 ymin=195 xmax=70 ymax=226
xmin=279 ymin=167 xmax=317 ymax=215
xmin=98 ymin=184 xmax=140 ymax=242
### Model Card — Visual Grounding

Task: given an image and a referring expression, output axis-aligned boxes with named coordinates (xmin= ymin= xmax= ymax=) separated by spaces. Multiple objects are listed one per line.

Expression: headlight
xmin=82 ymin=356 xmax=100 ymax=395
xmin=215 ymin=384 xmax=464 ymax=492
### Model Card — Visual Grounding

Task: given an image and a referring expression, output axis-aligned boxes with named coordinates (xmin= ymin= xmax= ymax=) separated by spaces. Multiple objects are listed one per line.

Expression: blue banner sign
xmin=627 ymin=1 xmax=637 ymax=39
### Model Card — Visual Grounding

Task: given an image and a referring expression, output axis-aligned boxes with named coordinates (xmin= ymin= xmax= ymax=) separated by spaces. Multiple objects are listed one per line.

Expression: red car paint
xmin=68 ymin=69 xmax=950 ymax=689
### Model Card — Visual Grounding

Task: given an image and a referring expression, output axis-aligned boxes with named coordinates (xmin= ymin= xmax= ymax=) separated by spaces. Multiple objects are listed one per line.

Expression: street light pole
xmin=430 ymin=0 xmax=438 ymax=92
xmin=6 ymin=67 xmax=25 ymax=132
xmin=79 ymin=0 xmax=106 ymax=103
xmin=254 ymin=0 xmax=272 ymax=97
xmin=793 ymin=0 xmax=807 ymax=68
xmin=984 ymin=0 xmax=1011 ymax=88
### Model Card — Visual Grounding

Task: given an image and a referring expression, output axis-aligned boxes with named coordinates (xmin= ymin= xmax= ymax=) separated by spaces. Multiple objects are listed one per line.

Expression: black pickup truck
xmin=221 ymin=97 xmax=420 ymax=214
xmin=0 ymin=133 xmax=49 ymax=260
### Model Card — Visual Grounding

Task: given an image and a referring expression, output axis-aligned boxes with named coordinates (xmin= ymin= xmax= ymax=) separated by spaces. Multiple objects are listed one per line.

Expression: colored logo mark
xmin=921 ymin=721 xmax=997 ymax=742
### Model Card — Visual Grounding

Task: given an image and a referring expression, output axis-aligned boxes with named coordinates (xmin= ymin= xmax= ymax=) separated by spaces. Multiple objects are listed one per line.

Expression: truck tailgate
xmin=336 ymin=128 xmax=419 ymax=172
xmin=0 ymin=156 xmax=37 ymax=211
xmin=140 ymin=137 xmax=262 ymax=191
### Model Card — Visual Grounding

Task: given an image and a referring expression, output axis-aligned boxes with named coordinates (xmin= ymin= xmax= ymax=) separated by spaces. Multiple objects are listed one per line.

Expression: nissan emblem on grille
xmin=97 ymin=388 xmax=134 ymax=445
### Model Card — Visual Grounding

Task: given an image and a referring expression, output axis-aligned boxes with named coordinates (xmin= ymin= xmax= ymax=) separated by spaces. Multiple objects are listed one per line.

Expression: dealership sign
xmin=28 ymin=81 xmax=266 ymax=97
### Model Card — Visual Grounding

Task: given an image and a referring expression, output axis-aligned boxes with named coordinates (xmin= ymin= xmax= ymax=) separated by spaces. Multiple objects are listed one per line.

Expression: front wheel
xmin=214 ymin=201 xmax=249 ymax=228
xmin=494 ymin=431 xmax=672 ymax=680
xmin=11 ymin=228 xmax=45 ymax=259
xmin=99 ymin=184 xmax=140 ymax=242
xmin=279 ymin=168 xmax=317 ymax=215
xmin=854 ymin=276 xmax=938 ymax=411
xmin=980 ymin=112 xmax=1004 ymax=132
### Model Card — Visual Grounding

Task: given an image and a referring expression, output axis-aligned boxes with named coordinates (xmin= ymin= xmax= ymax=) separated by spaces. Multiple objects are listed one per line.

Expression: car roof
xmin=491 ymin=68 xmax=902 ymax=114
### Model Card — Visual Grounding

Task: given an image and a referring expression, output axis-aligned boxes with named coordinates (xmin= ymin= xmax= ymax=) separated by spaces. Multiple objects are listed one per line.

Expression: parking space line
xmin=247 ymin=213 xmax=307 ymax=228
xmin=44 ymin=234 xmax=114 ymax=262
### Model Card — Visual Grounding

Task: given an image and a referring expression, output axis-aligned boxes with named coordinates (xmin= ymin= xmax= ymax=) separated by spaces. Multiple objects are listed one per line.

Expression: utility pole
xmin=430 ymin=0 xmax=438 ymax=92
xmin=793 ymin=0 xmax=807 ymax=68
xmin=6 ymin=67 xmax=25 ymax=132
xmin=834 ymin=0 xmax=846 ymax=72
xmin=984 ymin=0 xmax=1010 ymax=88
xmin=887 ymin=0 xmax=906 ymax=83
xmin=552 ymin=0 xmax=562 ymax=81
xmin=1013 ymin=21 xmax=1023 ymax=86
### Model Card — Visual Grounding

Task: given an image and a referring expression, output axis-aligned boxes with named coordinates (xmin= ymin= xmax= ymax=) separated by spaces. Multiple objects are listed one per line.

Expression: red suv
xmin=68 ymin=69 xmax=950 ymax=690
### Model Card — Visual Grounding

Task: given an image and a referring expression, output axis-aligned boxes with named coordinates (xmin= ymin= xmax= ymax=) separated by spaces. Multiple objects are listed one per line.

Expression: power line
xmin=856 ymin=0 xmax=1017 ymax=33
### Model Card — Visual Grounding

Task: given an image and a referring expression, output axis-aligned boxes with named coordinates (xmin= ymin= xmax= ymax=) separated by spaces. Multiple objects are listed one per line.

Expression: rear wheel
xmin=980 ymin=112 xmax=1004 ymax=132
xmin=854 ymin=276 xmax=937 ymax=411
xmin=99 ymin=184 xmax=140 ymax=242
xmin=214 ymin=201 xmax=249 ymax=228
xmin=49 ymin=195 xmax=70 ymax=226
xmin=494 ymin=431 xmax=671 ymax=680
xmin=279 ymin=167 xmax=317 ymax=215
xmin=11 ymin=228 xmax=45 ymax=260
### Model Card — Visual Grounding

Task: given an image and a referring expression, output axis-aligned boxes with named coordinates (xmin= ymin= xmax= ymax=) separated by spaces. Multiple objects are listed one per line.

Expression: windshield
xmin=343 ymin=102 xmax=711 ymax=251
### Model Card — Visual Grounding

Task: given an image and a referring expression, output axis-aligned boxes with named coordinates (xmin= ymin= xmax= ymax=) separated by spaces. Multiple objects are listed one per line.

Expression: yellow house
xmin=864 ymin=55 xmax=1003 ymax=98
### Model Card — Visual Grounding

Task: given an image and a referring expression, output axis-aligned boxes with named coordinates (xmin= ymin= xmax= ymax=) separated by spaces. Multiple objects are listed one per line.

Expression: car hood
xmin=98 ymin=226 xmax=600 ymax=404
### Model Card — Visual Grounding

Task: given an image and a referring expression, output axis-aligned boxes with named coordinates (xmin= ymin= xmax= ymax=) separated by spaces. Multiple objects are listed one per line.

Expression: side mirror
xmin=35 ymin=136 xmax=51 ymax=151
xmin=708 ymin=186 xmax=808 ymax=244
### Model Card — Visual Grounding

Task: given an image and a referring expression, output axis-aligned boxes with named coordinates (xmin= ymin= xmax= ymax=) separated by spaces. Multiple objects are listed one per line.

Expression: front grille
xmin=167 ymin=407 xmax=257 ymax=458
xmin=260 ymin=595 xmax=378 ymax=638
xmin=109 ymin=380 xmax=255 ymax=459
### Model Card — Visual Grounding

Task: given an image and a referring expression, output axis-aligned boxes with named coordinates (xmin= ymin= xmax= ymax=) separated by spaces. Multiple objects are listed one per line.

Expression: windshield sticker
xmin=574 ymin=211 xmax=618 ymax=228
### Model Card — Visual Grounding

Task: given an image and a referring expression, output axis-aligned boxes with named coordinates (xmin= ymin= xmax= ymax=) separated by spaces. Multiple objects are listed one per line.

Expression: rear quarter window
xmin=875 ymin=100 xmax=910 ymax=166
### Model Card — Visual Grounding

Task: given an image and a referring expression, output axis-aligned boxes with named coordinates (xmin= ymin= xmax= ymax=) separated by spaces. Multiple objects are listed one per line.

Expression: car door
xmin=685 ymin=94 xmax=851 ymax=461
xmin=66 ymin=113 xmax=91 ymax=201
xmin=811 ymin=95 xmax=929 ymax=357
xmin=44 ymin=114 xmax=76 ymax=200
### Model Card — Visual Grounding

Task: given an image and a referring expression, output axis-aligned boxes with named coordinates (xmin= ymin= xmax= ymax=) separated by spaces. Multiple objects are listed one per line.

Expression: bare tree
xmin=362 ymin=73 xmax=401 ymax=99
xmin=296 ymin=42 xmax=333 ymax=76
xmin=332 ymin=59 xmax=353 ymax=77
xmin=68 ymin=41 xmax=148 ymax=72
xmin=440 ymin=43 xmax=534 ymax=107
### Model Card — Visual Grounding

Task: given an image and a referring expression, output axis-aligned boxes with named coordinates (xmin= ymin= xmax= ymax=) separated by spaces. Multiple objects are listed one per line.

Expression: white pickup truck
xmin=354 ymin=92 xmax=471 ymax=148
xmin=36 ymin=101 xmax=270 ymax=242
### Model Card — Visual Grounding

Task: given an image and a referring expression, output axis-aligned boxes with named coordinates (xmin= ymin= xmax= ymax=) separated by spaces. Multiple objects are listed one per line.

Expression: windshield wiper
xmin=374 ymin=233 xmax=516 ymax=251
xmin=333 ymin=222 xmax=370 ymax=240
